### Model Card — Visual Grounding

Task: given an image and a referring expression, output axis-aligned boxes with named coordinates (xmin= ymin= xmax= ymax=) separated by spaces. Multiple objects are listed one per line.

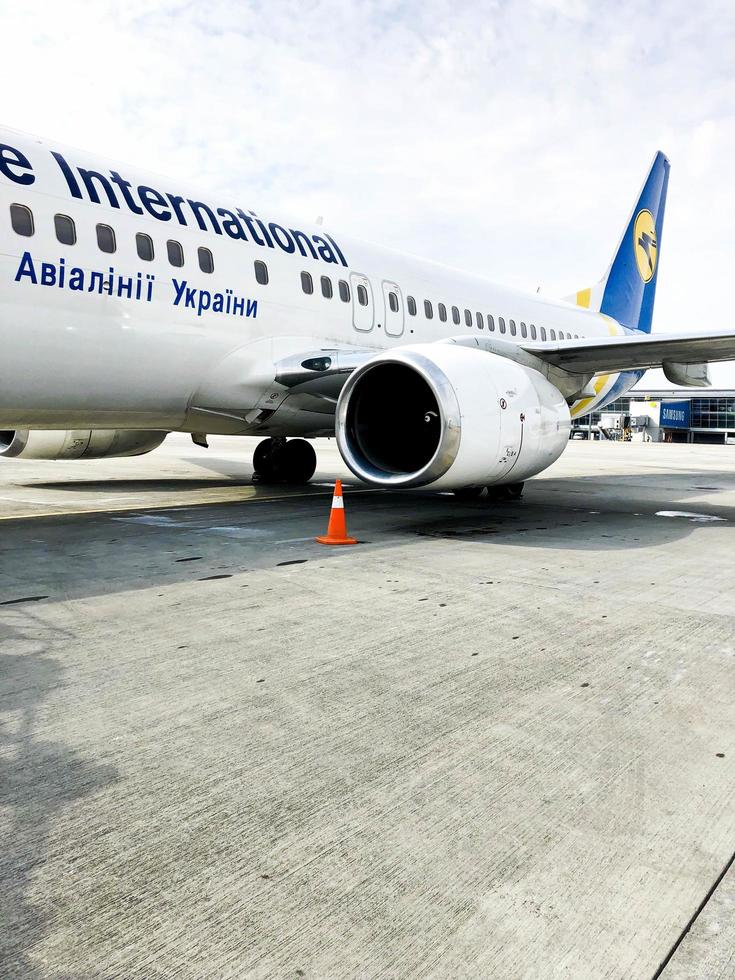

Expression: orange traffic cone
xmin=316 ymin=480 xmax=358 ymax=545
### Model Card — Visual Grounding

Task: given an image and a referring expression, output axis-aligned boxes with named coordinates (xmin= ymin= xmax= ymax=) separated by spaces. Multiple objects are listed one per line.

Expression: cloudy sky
xmin=2 ymin=0 xmax=734 ymax=385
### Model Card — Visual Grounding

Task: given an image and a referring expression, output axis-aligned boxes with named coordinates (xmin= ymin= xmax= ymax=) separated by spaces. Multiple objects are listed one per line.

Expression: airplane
xmin=2 ymin=125 xmax=735 ymax=499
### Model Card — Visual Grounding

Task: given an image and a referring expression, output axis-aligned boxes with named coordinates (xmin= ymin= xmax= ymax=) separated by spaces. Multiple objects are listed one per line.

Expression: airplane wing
xmin=273 ymin=330 xmax=735 ymax=411
xmin=521 ymin=330 xmax=735 ymax=379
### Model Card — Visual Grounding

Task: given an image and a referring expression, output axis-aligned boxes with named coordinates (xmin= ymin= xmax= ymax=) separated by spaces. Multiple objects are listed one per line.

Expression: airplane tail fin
xmin=563 ymin=151 xmax=670 ymax=334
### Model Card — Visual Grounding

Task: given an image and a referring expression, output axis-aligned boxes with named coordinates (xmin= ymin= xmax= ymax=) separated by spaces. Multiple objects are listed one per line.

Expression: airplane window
xmin=10 ymin=203 xmax=34 ymax=237
xmin=136 ymin=232 xmax=154 ymax=261
xmin=476 ymin=312 xmax=484 ymax=330
xmin=301 ymin=271 xmax=313 ymax=294
xmin=198 ymin=247 xmax=214 ymax=274
xmin=388 ymin=291 xmax=399 ymax=313
xmin=520 ymin=322 xmax=528 ymax=338
xmin=338 ymin=279 xmax=350 ymax=302
xmin=499 ymin=317 xmax=506 ymax=334
xmin=357 ymin=284 xmax=368 ymax=306
xmin=438 ymin=303 xmax=447 ymax=322
xmin=254 ymin=260 xmax=268 ymax=285
xmin=407 ymin=295 xmax=416 ymax=316
xmin=321 ymin=276 xmax=333 ymax=299
xmin=530 ymin=324 xmax=537 ymax=340
xmin=509 ymin=319 xmax=517 ymax=337
xmin=451 ymin=306 xmax=460 ymax=325
xmin=54 ymin=214 xmax=76 ymax=246
xmin=166 ymin=239 xmax=184 ymax=267
xmin=550 ymin=328 xmax=557 ymax=340
xmin=97 ymin=224 xmax=117 ymax=254
xmin=540 ymin=326 xmax=547 ymax=340
xmin=487 ymin=315 xmax=495 ymax=332
xmin=464 ymin=309 xmax=472 ymax=327
xmin=424 ymin=300 xmax=433 ymax=319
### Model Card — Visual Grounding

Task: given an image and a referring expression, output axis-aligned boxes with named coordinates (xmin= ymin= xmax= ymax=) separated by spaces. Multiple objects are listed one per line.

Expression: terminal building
xmin=574 ymin=390 xmax=735 ymax=444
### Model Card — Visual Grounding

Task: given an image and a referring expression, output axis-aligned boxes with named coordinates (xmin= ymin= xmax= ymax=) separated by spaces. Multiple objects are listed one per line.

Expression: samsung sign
xmin=661 ymin=400 xmax=691 ymax=429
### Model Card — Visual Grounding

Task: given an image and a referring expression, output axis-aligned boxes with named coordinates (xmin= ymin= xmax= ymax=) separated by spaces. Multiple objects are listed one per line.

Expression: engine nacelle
xmin=0 ymin=429 xmax=168 ymax=460
xmin=336 ymin=344 xmax=570 ymax=489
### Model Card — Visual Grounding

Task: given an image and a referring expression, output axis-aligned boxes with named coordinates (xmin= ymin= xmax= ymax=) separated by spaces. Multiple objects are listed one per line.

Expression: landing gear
xmin=252 ymin=437 xmax=317 ymax=485
xmin=452 ymin=481 xmax=525 ymax=502
xmin=452 ymin=486 xmax=485 ymax=500
xmin=282 ymin=439 xmax=317 ymax=483
xmin=488 ymin=482 xmax=525 ymax=501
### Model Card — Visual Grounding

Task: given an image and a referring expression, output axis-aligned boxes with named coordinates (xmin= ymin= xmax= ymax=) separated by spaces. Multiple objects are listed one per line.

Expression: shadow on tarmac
xmin=33 ymin=478 xmax=252 ymax=493
xmin=0 ymin=612 xmax=118 ymax=979
xmin=0 ymin=470 xmax=733 ymax=605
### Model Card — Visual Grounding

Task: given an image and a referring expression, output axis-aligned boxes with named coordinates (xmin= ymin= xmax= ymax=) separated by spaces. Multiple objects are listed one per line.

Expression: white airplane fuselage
xmin=0 ymin=126 xmax=638 ymax=438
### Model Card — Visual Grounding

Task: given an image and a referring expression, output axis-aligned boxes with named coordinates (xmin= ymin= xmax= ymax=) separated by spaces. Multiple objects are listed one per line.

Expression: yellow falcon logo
xmin=633 ymin=209 xmax=657 ymax=282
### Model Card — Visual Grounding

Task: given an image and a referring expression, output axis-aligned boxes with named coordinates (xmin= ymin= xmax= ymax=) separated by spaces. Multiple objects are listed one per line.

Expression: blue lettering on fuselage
xmin=47 ymin=151 xmax=348 ymax=267
xmin=13 ymin=252 xmax=257 ymax=318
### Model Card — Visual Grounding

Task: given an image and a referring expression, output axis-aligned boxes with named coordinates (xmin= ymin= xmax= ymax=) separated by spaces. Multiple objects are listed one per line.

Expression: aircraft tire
xmin=252 ymin=437 xmax=286 ymax=483
xmin=253 ymin=437 xmax=276 ymax=473
xmin=283 ymin=439 xmax=317 ymax=484
xmin=452 ymin=486 xmax=485 ymax=500
xmin=488 ymin=482 xmax=525 ymax=501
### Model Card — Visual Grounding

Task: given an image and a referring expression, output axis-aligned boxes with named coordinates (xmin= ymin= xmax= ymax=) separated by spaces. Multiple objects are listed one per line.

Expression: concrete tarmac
xmin=1 ymin=436 xmax=734 ymax=979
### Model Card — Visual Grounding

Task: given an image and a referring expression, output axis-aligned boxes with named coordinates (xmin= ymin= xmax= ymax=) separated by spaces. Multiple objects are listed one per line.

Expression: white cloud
xmin=1 ymin=0 xmax=734 ymax=381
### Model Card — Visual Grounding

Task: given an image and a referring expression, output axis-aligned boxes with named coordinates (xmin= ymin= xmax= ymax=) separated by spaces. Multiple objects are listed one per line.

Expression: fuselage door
xmin=350 ymin=273 xmax=374 ymax=333
xmin=383 ymin=281 xmax=404 ymax=338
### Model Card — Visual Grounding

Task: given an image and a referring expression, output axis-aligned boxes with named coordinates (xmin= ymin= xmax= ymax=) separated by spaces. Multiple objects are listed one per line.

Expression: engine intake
xmin=342 ymin=358 xmax=460 ymax=483
xmin=336 ymin=345 xmax=570 ymax=489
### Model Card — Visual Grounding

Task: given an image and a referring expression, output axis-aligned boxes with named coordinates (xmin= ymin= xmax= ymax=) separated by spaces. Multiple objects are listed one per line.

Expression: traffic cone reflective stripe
xmin=316 ymin=480 xmax=358 ymax=545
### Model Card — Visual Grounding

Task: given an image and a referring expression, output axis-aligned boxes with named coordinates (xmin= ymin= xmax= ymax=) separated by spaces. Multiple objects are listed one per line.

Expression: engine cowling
xmin=336 ymin=344 xmax=570 ymax=489
xmin=0 ymin=429 xmax=168 ymax=460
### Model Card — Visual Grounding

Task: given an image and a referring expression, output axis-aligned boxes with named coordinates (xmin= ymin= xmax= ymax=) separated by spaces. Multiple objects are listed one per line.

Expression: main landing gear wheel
xmin=488 ymin=482 xmax=525 ymax=501
xmin=252 ymin=437 xmax=317 ymax=485
xmin=282 ymin=439 xmax=317 ymax=484
xmin=452 ymin=486 xmax=485 ymax=500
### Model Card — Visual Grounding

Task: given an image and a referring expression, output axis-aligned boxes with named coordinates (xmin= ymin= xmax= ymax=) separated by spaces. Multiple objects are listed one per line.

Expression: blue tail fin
xmin=564 ymin=151 xmax=670 ymax=334
xmin=600 ymin=150 xmax=670 ymax=333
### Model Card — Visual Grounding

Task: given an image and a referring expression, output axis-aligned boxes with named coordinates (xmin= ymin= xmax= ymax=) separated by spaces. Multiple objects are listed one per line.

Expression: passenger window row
xmin=300 ymin=270 xmax=352 ymax=303
xmin=11 ymin=203 xmax=584 ymax=333
xmin=404 ymin=293 xmax=581 ymax=341
xmin=9 ymin=202 xmax=219 ymax=276
xmin=296 ymin=268 xmax=584 ymax=341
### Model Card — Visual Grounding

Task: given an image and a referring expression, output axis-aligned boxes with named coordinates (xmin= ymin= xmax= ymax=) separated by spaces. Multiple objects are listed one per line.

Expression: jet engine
xmin=335 ymin=344 xmax=570 ymax=489
xmin=0 ymin=429 xmax=168 ymax=460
